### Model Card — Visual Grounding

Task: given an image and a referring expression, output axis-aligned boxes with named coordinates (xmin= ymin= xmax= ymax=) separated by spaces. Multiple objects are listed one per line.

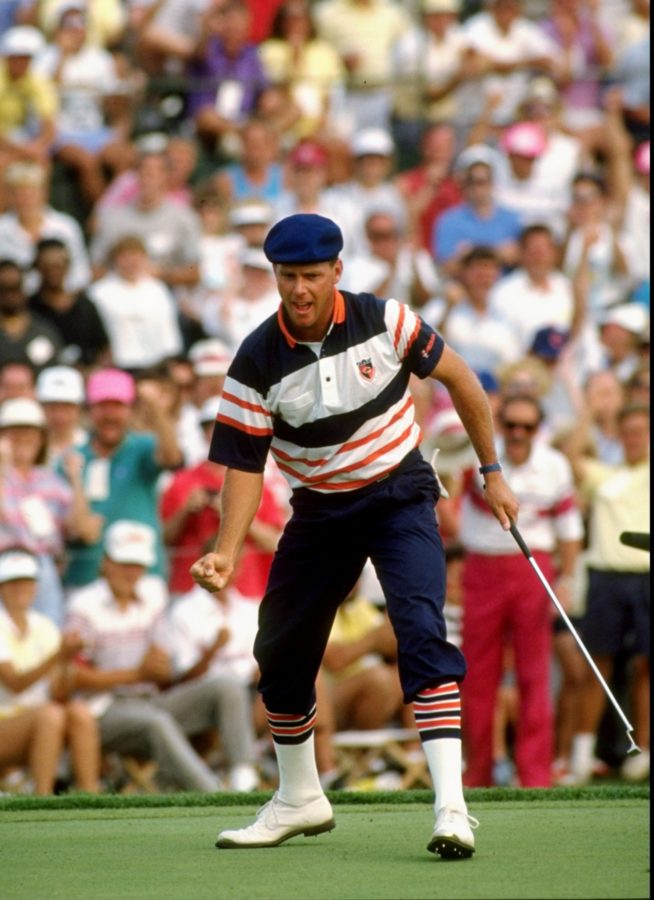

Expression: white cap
xmin=189 ymin=338 xmax=233 ymax=377
xmin=351 ymin=128 xmax=395 ymax=158
xmin=427 ymin=408 xmax=476 ymax=476
xmin=1 ymin=26 xmax=45 ymax=57
xmin=36 ymin=366 xmax=85 ymax=404
xmin=198 ymin=395 xmax=222 ymax=425
xmin=229 ymin=202 xmax=274 ymax=228
xmin=423 ymin=0 xmax=461 ymax=12
xmin=601 ymin=303 xmax=649 ymax=335
xmin=455 ymin=143 xmax=500 ymax=173
xmin=0 ymin=398 xmax=46 ymax=429
xmin=241 ymin=246 xmax=272 ymax=271
xmin=104 ymin=520 xmax=156 ymax=567
xmin=0 ymin=550 xmax=39 ymax=584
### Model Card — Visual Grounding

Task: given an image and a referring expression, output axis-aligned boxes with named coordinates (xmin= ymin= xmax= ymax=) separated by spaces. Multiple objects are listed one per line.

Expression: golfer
xmin=191 ymin=213 xmax=518 ymax=859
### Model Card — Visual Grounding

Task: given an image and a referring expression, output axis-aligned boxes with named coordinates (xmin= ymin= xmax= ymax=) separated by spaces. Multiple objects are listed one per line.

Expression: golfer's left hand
xmin=483 ymin=473 xmax=519 ymax=531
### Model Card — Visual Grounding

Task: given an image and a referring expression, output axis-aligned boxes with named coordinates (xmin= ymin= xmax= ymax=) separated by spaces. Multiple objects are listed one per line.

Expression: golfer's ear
xmin=332 ymin=258 xmax=343 ymax=283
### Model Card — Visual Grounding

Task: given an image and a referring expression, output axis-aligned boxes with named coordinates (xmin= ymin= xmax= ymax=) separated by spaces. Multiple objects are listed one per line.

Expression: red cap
xmin=289 ymin=140 xmax=328 ymax=168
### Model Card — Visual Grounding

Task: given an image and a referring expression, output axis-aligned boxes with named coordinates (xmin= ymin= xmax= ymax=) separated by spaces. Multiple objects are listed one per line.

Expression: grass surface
xmin=0 ymin=790 xmax=649 ymax=900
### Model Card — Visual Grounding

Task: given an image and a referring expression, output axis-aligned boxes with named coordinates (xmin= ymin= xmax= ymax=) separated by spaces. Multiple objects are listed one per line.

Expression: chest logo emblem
xmin=357 ymin=358 xmax=375 ymax=381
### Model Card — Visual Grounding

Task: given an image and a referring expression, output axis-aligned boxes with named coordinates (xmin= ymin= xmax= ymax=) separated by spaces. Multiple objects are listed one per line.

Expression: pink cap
xmin=289 ymin=140 xmax=328 ymax=168
xmin=635 ymin=141 xmax=650 ymax=175
xmin=86 ymin=369 xmax=136 ymax=405
xmin=501 ymin=122 xmax=546 ymax=158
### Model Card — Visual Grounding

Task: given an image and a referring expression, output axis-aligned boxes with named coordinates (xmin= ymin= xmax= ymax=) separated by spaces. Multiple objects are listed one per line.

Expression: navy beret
xmin=263 ymin=213 xmax=344 ymax=264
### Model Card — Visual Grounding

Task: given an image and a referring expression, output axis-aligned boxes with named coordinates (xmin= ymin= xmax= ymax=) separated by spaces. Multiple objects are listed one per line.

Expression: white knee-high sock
xmin=274 ymin=733 xmax=324 ymax=806
xmin=266 ymin=705 xmax=324 ymax=806
xmin=422 ymin=737 xmax=467 ymax=814
xmin=413 ymin=683 xmax=466 ymax=813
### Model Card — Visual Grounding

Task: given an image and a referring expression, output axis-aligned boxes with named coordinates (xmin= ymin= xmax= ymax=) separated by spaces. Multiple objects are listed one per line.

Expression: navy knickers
xmin=254 ymin=450 xmax=467 ymax=713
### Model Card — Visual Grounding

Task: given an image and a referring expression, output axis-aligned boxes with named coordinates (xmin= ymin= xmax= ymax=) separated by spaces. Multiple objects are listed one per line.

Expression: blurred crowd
xmin=0 ymin=0 xmax=649 ymax=795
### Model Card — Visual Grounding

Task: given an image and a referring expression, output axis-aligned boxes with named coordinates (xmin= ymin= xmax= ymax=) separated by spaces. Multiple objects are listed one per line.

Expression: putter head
xmin=625 ymin=731 xmax=641 ymax=756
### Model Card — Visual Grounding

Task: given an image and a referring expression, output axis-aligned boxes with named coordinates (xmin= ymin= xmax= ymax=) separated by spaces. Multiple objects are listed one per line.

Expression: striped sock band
xmin=413 ymin=682 xmax=462 ymax=742
xmin=266 ymin=705 xmax=317 ymax=745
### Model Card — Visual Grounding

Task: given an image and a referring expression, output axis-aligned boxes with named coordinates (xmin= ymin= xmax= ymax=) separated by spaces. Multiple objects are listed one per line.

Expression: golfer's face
xmin=275 ymin=259 xmax=342 ymax=341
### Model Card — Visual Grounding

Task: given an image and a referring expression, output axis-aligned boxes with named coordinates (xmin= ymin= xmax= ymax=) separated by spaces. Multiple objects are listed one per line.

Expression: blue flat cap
xmin=263 ymin=213 xmax=343 ymax=264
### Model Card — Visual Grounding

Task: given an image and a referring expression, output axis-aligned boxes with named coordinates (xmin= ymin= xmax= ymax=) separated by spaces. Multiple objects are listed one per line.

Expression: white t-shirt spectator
xmin=0 ymin=606 xmax=60 ymax=716
xmin=490 ymin=268 xmax=574 ymax=352
xmin=88 ymin=273 xmax=184 ymax=368
xmin=463 ymin=11 xmax=560 ymax=124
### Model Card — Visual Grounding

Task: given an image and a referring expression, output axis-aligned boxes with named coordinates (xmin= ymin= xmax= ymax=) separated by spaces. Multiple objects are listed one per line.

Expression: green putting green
xmin=0 ymin=788 xmax=649 ymax=900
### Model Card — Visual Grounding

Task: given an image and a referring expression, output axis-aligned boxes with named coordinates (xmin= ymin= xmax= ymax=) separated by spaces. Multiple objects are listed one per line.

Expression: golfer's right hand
xmin=190 ymin=552 xmax=234 ymax=593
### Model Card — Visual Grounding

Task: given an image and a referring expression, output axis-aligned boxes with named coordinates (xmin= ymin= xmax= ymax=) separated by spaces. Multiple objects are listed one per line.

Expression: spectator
xmin=191 ymin=183 xmax=243 ymax=294
xmin=596 ymin=303 xmax=649 ymax=384
xmin=168 ymin=582 xmax=261 ymax=790
xmin=361 ymin=209 xmax=440 ymax=310
xmin=424 ymin=245 xmax=521 ymax=374
xmin=65 ymin=520 xmax=257 ymax=792
xmin=92 ymin=133 xmax=195 ymax=228
xmin=0 ymin=397 xmax=100 ymax=625
xmin=35 ymin=364 xmax=88 ymax=465
xmin=90 ymin=146 xmax=202 ymax=293
xmin=391 ymin=0 xmax=485 ymax=165
xmin=313 ymin=0 xmax=412 ymax=135
xmin=609 ymin=34 xmax=649 ymax=145
xmin=459 ymin=393 xmax=584 ymax=786
xmin=212 ymin=118 xmax=285 ymax=208
xmin=88 ymin=235 xmax=184 ymax=372
xmin=28 ymin=237 xmax=111 ymax=368
xmin=187 ymin=0 xmax=271 ymax=158
xmin=619 ymin=140 xmax=650 ymax=291
xmin=136 ymin=0 xmax=213 ymax=76
xmin=490 ymin=224 xmax=574 ymax=354
xmin=32 ymin=2 xmax=134 ymax=207
xmin=0 ymin=258 xmax=63 ymax=373
xmin=0 ymin=360 xmax=36 ymax=402
xmin=0 ymin=26 xmax=56 ymax=169
xmin=321 ymin=586 xmax=405 ymax=732
xmin=578 ymin=369 xmax=626 ymax=465
xmin=61 ymin=368 xmax=183 ymax=590
xmin=258 ymin=0 xmax=346 ymax=142
xmin=540 ymin=0 xmax=614 ymax=152
xmin=562 ymin=172 xmax=635 ymax=319
xmin=517 ymin=75 xmax=583 ymax=203
xmin=462 ymin=0 xmax=560 ymax=126
xmin=0 ymin=161 xmax=92 ymax=294
xmin=567 ymin=404 xmax=650 ymax=784
xmin=394 ymin=122 xmax=462 ymax=252
xmin=201 ymin=246 xmax=279 ymax=349
xmin=433 ymin=148 xmax=522 ymax=278
xmin=0 ymin=548 xmax=100 ymax=794
xmin=272 ymin=139 xmax=358 ymax=255
xmin=161 ymin=395 xmax=284 ymax=602
xmin=493 ymin=121 xmax=569 ymax=240
xmin=330 ymin=127 xmax=408 ymax=260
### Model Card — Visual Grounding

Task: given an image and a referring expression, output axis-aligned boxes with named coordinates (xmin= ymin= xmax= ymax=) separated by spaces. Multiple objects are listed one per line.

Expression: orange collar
xmin=277 ymin=289 xmax=346 ymax=348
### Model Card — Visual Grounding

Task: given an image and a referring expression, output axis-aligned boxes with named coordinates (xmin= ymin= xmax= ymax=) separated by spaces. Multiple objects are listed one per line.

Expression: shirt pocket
xmin=277 ymin=391 xmax=316 ymax=428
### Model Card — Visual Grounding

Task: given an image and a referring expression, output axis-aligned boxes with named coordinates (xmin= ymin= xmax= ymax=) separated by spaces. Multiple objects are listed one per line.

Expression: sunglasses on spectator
xmin=465 ymin=176 xmax=491 ymax=186
xmin=502 ymin=420 xmax=539 ymax=433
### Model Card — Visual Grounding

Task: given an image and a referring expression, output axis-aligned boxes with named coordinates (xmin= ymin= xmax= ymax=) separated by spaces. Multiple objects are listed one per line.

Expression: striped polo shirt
xmin=209 ymin=289 xmax=444 ymax=493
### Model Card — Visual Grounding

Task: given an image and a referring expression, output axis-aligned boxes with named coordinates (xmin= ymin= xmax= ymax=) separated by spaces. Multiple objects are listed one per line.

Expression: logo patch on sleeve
xmin=356 ymin=357 xmax=375 ymax=381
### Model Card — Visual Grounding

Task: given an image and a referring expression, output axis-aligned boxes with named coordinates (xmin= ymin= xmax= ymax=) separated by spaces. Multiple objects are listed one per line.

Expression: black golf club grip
xmin=509 ymin=521 xmax=532 ymax=559
xmin=619 ymin=531 xmax=650 ymax=552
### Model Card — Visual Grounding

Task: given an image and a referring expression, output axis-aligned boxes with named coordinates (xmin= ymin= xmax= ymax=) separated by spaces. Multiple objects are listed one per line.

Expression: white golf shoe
xmin=427 ymin=807 xmax=479 ymax=859
xmin=215 ymin=792 xmax=335 ymax=849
